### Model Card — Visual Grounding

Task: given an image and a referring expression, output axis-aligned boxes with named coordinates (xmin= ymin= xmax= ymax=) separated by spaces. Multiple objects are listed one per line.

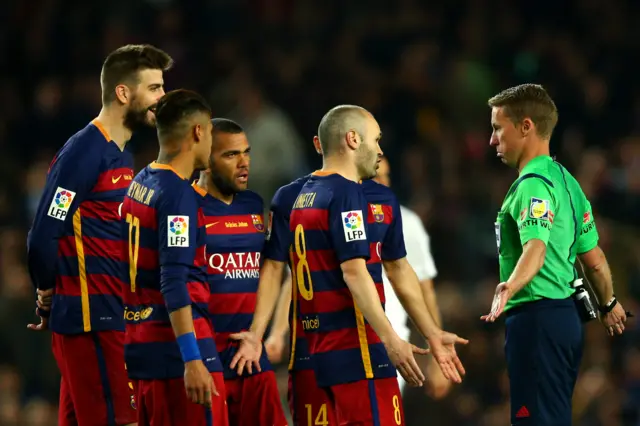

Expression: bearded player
xmin=193 ymin=118 xmax=287 ymax=426
xmin=27 ymin=44 xmax=173 ymax=426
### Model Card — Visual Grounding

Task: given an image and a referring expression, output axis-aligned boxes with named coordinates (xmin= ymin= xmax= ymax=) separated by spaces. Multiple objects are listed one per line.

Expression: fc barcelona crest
xmin=370 ymin=204 xmax=385 ymax=223
xmin=251 ymin=214 xmax=264 ymax=232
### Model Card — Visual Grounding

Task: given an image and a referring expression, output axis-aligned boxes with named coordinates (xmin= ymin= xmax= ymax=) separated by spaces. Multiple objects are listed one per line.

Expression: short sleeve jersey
xmin=496 ymin=156 xmax=599 ymax=311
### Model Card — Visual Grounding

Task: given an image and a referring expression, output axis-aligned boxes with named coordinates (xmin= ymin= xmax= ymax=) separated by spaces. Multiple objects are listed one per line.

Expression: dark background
xmin=0 ymin=0 xmax=639 ymax=425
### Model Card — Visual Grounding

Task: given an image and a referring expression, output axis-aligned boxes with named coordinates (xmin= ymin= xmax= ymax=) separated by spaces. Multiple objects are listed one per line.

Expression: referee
xmin=482 ymin=84 xmax=629 ymax=425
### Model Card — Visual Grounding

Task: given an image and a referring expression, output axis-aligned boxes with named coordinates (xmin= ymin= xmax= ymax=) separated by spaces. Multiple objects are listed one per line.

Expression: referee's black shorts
xmin=505 ymin=298 xmax=584 ymax=426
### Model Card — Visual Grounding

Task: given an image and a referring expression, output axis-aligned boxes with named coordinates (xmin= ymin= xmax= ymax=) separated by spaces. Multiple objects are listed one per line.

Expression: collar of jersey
xmin=520 ymin=155 xmax=552 ymax=175
xmin=149 ymin=162 xmax=185 ymax=179
xmin=190 ymin=181 xmax=207 ymax=197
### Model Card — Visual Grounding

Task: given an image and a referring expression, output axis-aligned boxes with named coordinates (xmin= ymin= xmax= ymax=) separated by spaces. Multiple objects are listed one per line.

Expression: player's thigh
xmin=289 ymin=369 xmax=337 ymax=426
xmin=372 ymin=377 xmax=405 ymax=426
xmin=52 ymin=332 xmax=122 ymax=426
xmin=57 ymin=374 xmax=79 ymax=426
xmin=230 ymin=372 xmax=287 ymax=426
xmin=330 ymin=379 xmax=402 ymax=426
xmin=137 ymin=376 xmax=228 ymax=426
xmin=96 ymin=331 xmax=137 ymax=425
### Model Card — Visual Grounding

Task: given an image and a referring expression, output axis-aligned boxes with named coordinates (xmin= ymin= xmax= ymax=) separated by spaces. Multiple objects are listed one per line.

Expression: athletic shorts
xmin=225 ymin=371 xmax=287 ymax=426
xmin=52 ymin=330 xmax=136 ymax=426
xmin=135 ymin=372 xmax=229 ymax=426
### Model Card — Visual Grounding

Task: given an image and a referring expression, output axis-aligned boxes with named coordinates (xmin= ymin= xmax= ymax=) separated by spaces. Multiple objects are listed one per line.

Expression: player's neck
xmin=156 ymin=150 xmax=196 ymax=181
xmin=196 ymin=175 xmax=234 ymax=204
xmin=517 ymin=141 xmax=550 ymax=173
xmin=96 ymin=107 xmax=132 ymax=151
xmin=321 ymin=158 xmax=359 ymax=182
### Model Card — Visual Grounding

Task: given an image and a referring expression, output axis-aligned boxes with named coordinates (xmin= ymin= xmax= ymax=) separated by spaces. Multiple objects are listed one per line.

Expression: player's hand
xmin=264 ymin=332 xmax=286 ymax=364
xmin=184 ymin=360 xmax=217 ymax=407
xmin=427 ymin=331 xmax=467 ymax=384
xmin=229 ymin=331 xmax=263 ymax=375
xmin=480 ymin=282 xmax=512 ymax=322
xmin=600 ymin=302 xmax=628 ymax=336
xmin=425 ymin=355 xmax=452 ymax=400
xmin=384 ymin=336 xmax=428 ymax=387
xmin=27 ymin=308 xmax=49 ymax=332
xmin=37 ymin=288 xmax=54 ymax=308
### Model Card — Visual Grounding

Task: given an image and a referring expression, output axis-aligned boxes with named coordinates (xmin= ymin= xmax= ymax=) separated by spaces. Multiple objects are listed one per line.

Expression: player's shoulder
xmin=361 ymin=179 xmax=397 ymax=204
xmin=308 ymin=173 xmax=361 ymax=195
xmin=55 ymin=121 xmax=109 ymax=163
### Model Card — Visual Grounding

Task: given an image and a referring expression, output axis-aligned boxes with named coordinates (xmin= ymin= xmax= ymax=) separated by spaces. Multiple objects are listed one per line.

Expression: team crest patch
xmin=519 ymin=207 xmax=527 ymax=221
xmin=47 ymin=187 xmax=76 ymax=221
xmin=583 ymin=211 xmax=591 ymax=224
xmin=370 ymin=204 xmax=385 ymax=223
xmin=341 ymin=210 xmax=367 ymax=241
xmin=252 ymin=214 xmax=264 ymax=232
xmin=529 ymin=197 xmax=550 ymax=221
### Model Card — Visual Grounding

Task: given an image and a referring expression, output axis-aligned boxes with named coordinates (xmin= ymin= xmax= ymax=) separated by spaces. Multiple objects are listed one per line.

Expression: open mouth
xmin=236 ymin=172 xmax=249 ymax=183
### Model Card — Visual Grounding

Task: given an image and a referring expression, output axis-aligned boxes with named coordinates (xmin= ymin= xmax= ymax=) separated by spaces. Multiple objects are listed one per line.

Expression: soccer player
xmin=192 ymin=118 xmax=287 ymax=426
xmin=233 ymin=105 xmax=467 ymax=425
xmin=482 ymin=84 xmax=630 ymax=425
xmin=121 ymin=90 xmax=228 ymax=426
xmin=26 ymin=44 xmax=173 ymax=426
xmin=373 ymin=158 xmax=451 ymax=399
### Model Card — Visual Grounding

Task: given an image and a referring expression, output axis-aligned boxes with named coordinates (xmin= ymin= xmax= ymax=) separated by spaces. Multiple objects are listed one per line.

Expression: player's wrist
xmin=177 ymin=332 xmax=202 ymax=363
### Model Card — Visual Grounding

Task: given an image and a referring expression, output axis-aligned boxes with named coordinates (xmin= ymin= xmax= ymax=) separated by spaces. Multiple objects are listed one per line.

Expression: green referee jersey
xmin=495 ymin=155 xmax=599 ymax=311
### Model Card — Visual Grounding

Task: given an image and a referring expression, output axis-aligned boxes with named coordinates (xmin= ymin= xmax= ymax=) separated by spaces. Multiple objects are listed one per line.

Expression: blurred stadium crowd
xmin=1 ymin=0 xmax=639 ymax=425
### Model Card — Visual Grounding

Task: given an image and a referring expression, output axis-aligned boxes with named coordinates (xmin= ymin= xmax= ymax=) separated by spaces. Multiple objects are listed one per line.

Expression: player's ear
xmin=521 ymin=118 xmax=533 ymax=137
xmin=312 ymin=136 xmax=323 ymax=156
xmin=345 ymin=130 xmax=359 ymax=151
xmin=193 ymin=122 xmax=203 ymax=143
xmin=115 ymin=84 xmax=131 ymax=105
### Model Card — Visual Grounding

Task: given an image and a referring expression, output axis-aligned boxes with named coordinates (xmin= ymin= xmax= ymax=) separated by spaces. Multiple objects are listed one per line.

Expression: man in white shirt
xmin=374 ymin=157 xmax=452 ymax=399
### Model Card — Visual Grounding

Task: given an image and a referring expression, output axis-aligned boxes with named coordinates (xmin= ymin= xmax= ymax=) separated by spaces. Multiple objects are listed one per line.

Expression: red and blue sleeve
xmin=328 ymin=184 xmax=371 ymax=263
xmin=263 ymin=188 xmax=292 ymax=262
xmin=381 ymin=194 xmax=407 ymax=261
xmin=157 ymin=188 xmax=199 ymax=312
xmin=26 ymin=144 xmax=104 ymax=291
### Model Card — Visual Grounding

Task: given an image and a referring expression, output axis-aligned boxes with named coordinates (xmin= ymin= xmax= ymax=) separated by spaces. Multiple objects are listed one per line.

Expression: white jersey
xmin=382 ymin=205 xmax=437 ymax=392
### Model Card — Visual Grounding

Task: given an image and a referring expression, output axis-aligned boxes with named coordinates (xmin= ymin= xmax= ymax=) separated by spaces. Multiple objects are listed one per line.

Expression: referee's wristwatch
xmin=597 ymin=295 xmax=618 ymax=314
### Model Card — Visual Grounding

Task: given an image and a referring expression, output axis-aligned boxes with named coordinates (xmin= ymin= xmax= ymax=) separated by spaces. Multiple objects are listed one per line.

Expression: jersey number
xmin=393 ymin=394 xmax=402 ymax=425
xmin=126 ymin=213 xmax=140 ymax=292
xmin=294 ymin=224 xmax=314 ymax=301
xmin=305 ymin=403 xmax=328 ymax=426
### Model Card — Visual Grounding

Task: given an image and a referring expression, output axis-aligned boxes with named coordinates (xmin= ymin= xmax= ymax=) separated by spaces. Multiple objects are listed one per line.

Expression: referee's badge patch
xmin=529 ymin=197 xmax=550 ymax=220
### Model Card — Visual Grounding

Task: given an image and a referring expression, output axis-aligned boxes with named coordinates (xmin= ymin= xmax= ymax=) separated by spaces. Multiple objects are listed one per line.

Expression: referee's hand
xmin=601 ymin=303 xmax=628 ymax=336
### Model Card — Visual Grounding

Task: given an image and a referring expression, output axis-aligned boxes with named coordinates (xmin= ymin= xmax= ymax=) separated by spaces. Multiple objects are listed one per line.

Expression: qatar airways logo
xmin=208 ymin=252 xmax=261 ymax=279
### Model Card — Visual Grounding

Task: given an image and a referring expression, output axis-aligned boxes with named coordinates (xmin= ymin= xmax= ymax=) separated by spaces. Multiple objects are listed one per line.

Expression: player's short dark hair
xmin=100 ymin=44 xmax=173 ymax=105
xmin=211 ymin=118 xmax=244 ymax=135
xmin=155 ymin=89 xmax=212 ymax=141
xmin=317 ymin=105 xmax=368 ymax=155
xmin=488 ymin=84 xmax=558 ymax=139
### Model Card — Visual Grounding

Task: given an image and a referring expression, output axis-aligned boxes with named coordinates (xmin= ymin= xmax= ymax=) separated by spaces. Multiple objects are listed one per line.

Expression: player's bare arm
xmin=578 ymin=246 xmax=628 ymax=336
xmin=341 ymin=258 xmax=428 ymax=387
xmin=230 ymin=258 xmax=286 ymax=374
xmin=482 ymin=238 xmax=546 ymax=322
xmin=383 ymin=257 xmax=468 ymax=383
xmin=264 ymin=272 xmax=292 ymax=363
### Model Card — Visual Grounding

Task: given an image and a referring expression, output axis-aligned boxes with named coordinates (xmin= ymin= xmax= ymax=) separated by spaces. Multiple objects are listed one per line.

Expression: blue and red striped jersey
xmin=266 ymin=176 xmax=407 ymax=380
xmin=121 ymin=163 xmax=222 ymax=380
xmin=27 ymin=120 xmax=134 ymax=335
xmin=194 ymin=186 xmax=273 ymax=379
xmin=289 ymin=172 xmax=398 ymax=386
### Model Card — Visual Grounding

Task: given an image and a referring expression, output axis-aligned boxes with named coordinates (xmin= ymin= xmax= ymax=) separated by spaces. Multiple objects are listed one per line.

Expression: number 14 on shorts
xmin=305 ymin=403 xmax=328 ymax=425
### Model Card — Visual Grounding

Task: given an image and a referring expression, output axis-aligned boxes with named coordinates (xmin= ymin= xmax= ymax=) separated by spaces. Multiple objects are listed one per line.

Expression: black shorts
xmin=505 ymin=298 xmax=584 ymax=426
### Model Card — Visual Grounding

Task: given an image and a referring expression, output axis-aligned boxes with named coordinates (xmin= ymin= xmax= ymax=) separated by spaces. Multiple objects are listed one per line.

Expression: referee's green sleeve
xmin=576 ymin=199 xmax=599 ymax=254
xmin=508 ymin=178 xmax=556 ymax=246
